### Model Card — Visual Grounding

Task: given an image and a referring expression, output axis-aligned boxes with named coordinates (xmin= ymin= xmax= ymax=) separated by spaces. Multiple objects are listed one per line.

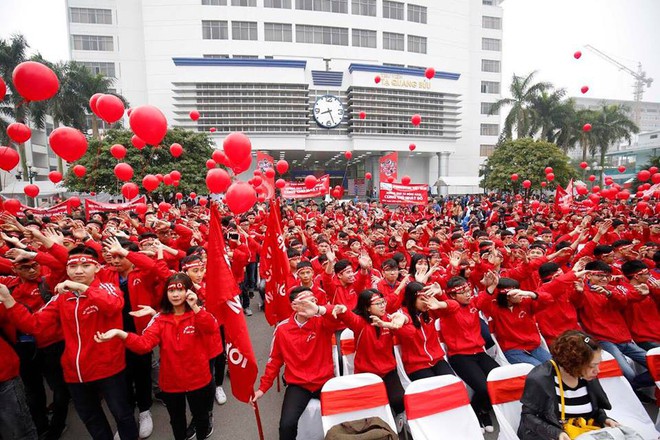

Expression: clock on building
xmin=313 ymin=94 xmax=344 ymax=129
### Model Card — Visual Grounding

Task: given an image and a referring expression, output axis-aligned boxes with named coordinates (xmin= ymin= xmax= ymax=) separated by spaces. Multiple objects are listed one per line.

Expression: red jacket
xmin=622 ymin=282 xmax=660 ymax=343
xmin=125 ymin=309 xmax=218 ymax=393
xmin=338 ymin=311 xmax=396 ymax=377
xmin=535 ymin=271 xmax=581 ymax=345
xmin=258 ymin=312 xmax=341 ymax=393
xmin=6 ymin=279 xmax=126 ymax=383
xmin=376 ymin=278 xmax=405 ymax=314
xmin=574 ymin=283 xmax=635 ymax=344
xmin=437 ymin=300 xmax=485 ymax=356
xmin=0 ymin=307 xmax=19 ymax=383
xmin=395 ymin=310 xmax=446 ymax=375
xmin=322 ymin=270 xmax=369 ymax=310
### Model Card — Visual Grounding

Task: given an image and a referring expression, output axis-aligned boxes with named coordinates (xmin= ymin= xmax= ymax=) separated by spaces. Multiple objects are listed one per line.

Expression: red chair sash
xmin=487 ymin=375 xmax=527 ymax=405
xmin=321 ymin=383 xmax=388 ymax=416
xmin=647 ymin=354 xmax=660 ymax=382
xmin=404 ymin=381 xmax=470 ymax=420
xmin=597 ymin=359 xmax=622 ymax=379
xmin=341 ymin=338 xmax=355 ymax=355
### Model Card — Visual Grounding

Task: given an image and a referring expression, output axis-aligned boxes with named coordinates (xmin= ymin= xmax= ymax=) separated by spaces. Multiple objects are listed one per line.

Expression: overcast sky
xmin=0 ymin=0 xmax=658 ymax=103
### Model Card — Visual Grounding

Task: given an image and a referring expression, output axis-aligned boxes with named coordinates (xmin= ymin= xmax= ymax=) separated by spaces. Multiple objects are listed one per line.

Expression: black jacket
xmin=518 ymin=361 xmax=612 ymax=440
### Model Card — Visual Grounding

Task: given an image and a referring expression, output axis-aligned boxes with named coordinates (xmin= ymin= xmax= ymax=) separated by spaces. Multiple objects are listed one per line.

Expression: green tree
xmin=591 ymin=104 xmax=639 ymax=182
xmin=481 ymin=138 xmax=577 ymax=191
xmin=489 ymin=71 xmax=552 ymax=139
xmin=64 ymin=128 xmax=215 ymax=198
xmin=631 ymin=156 xmax=660 ymax=189
xmin=529 ymin=90 xmax=577 ymax=146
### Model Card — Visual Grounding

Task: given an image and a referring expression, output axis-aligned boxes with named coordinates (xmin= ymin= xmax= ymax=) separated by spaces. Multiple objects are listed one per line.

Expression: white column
xmin=437 ymin=152 xmax=451 ymax=195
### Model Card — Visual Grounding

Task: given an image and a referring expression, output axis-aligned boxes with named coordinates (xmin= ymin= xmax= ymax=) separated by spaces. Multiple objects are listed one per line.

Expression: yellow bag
xmin=550 ymin=360 xmax=601 ymax=440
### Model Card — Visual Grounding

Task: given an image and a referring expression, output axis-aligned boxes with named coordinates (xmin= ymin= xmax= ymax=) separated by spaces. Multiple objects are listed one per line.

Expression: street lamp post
xmin=16 ymin=162 xmax=39 ymax=207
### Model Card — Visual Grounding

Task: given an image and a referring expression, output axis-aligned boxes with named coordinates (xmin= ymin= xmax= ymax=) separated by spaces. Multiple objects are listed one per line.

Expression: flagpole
xmin=254 ymin=401 xmax=265 ymax=440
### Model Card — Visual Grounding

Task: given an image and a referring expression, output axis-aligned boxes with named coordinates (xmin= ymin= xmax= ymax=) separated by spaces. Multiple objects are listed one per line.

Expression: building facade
xmin=572 ymin=97 xmax=660 ymax=134
xmin=65 ymin=0 xmax=504 ymax=195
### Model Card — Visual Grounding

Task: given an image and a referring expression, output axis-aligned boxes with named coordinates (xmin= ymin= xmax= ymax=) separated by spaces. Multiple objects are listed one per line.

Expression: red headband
xmin=370 ymin=294 xmax=384 ymax=304
xmin=182 ymin=260 xmax=205 ymax=271
xmin=167 ymin=282 xmax=185 ymax=290
xmin=446 ymin=284 xmax=469 ymax=294
xmin=67 ymin=255 xmax=99 ymax=266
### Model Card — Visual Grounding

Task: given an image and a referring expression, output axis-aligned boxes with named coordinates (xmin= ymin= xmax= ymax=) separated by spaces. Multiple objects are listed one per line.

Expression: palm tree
xmin=489 ymin=71 xmax=552 ymax=140
xmin=591 ymin=104 xmax=639 ymax=182
xmin=529 ymin=89 xmax=574 ymax=144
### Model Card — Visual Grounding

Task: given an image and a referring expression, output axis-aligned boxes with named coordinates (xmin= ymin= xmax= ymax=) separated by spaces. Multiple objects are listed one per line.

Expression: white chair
xmin=598 ymin=351 xmax=658 ymax=439
xmin=393 ymin=340 xmax=412 ymax=390
xmin=489 ymin=333 xmax=511 ymax=367
xmin=404 ymin=375 xmax=484 ymax=440
xmin=646 ymin=347 xmax=660 ymax=432
xmin=487 ymin=363 xmax=534 ymax=440
xmin=339 ymin=328 xmax=355 ymax=376
xmin=296 ymin=399 xmax=324 ymax=440
xmin=320 ymin=373 xmax=397 ymax=435
xmin=331 ymin=333 xmax=341 ymax=377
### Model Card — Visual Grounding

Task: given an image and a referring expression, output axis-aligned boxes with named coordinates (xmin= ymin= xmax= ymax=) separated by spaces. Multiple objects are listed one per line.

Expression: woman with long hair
xmin=95 ymin=273 xmax=218 ymax=440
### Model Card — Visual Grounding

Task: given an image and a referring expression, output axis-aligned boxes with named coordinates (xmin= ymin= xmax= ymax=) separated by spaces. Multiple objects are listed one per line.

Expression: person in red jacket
xmin=0 ymin=245 xmax=139 ymax=440
xmin=620 ymin=260 xmax=660 ymax=351
xmin=95 ymin=273 xmax=217 ymax=440
xmin=250 ymin=286 xmax=340 ymax=440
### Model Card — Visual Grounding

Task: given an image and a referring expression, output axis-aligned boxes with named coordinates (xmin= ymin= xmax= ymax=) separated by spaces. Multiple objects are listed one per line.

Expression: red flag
xmin=259 ymin=198 xmax=291 ymax=325
xmin=554 ymin=179 xmax=574 ymax=216
xmin=379 ymin=152 xmax=398 ymax=182
xmin=256 ymin=151 xmax=275 ymax=200
xmin=206 ymin=206 xmax=257 ymax=403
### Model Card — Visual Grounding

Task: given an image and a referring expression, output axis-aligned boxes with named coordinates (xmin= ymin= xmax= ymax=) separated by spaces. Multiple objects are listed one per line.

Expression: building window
xmin=351 ymin=0 xmax=375 ymax=16
xmin=69 ymin=7 xmax=112 ymax=24
xmin=480 ymin=144 xmax=496 ymax=157
xmin=480 ymin=123 xmax=499 ymax=136
xmin=233 ymin=55 xmax=259 ymax=59
xmin=407 ymin=35 xmax=427 ymax=54
xmin=481 ymin=59 xmax=501 ymax=73
xmin=352 ymin=29 xmax=376 ymax=48
xmin=296 ymin=25 xmax=348 ymax=46
xmin=407 ymin=4 xmax=427 ymax=23
xmin=203 ymin=54 xmax=230 ymax=58
xmin=77 ymin=61 xmax=116 ymax=77
xmin=481 ymin=81 xmax=500 ymax=94
xmin=383 ymin=0 xmax=404 ymax=19
xmin=232 ymin=21 xmax=258 ymax=40
xmin=482 ymin=37 xmax=501 ymax=51
xmin=383 ymin=32 xmax=404 ymax=51
xmin=482 ymin=16 xmax=502 ymax=29
xmin=483 ymin=0 xmax=495 ymax=5
xmin=202 ymin=0 xmax=227 ymax=4
xmin=264 ymin=0 xmax=291 ymax=7
xmin=202 ymin=20 xmax=228 ymax=39
xmin=231 ymin=0 xmax=256 ymax=5
xmin=481 ymin=102 xmax=499 ymax=115
xmin=71 ymin=35 xmax=114 ymax=51
xmin=265 ymin=23 xmax=292 ymax=42
xmin=295 ymin=0 xmax=348 ymax=13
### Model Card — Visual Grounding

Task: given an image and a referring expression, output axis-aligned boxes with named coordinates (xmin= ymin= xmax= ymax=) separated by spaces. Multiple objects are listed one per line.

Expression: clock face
xmin=313 ymin=95 xmax=344 ymax=129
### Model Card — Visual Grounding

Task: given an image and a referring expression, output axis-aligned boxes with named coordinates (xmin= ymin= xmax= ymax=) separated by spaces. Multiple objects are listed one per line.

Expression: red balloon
xmin=209 ymin=127 xmax=217 ymax=133
xmin=257 ymin=193 xmax=266 ymax=203
xmin=276 ymin=160 xmax=289 ymax=174
xmin=511 ymin=173 xmax=519 ymax=181
xmin=121 ymin=182 xmax=139 ymax=199
xmin=643 ymin=183 xmax=651 ymax=190
xmin=652 ymin=173 xmax=660 ymax=184
xmin=588 ymin=175 xmax=596 ymax=182
xmin=189 ymin=110 xmax=200 ymax=121
xmin=580 ymin=161 xmax=588 ymax=169
xmin=359 ymin=111 xmax=366 ymax=119
xmin=401 ymin=175 xmax=411 ymax=185
xmin=0 ymin=78 xmax=6 ymax=101
xmin=159 ymin=202 xmax=172 ymax=212
xmin=142 ymin=174 xmax=159 ymax=192
xmin=131 ymin=135 xmax=146 ymax=150
xmin=73 ymin=165 xmax=86 ymax=178
xmin=387 ymin=176 xmax=394 ymax=183
xmin=616 ymin=190 xmax=631 ymax=200
xmin=170 ymin=170 xmax=181 ymax=181
xmin=589 ymin=193 xmax=601 ymax=204
xmin=264 ymin=168 xmax=275 ymax=179
xmin=231 ymin=154 xmax=252 ymax=175
xmin=617 ymin=165 xmax=626 ymax=173
xmin=253 ymin=169 xmax=262 ymax=177
xmin=411 ymin=114 xmax=422 ymax=126
xmin=638 ymin=170 xmax=651 ymax=181
xmin=605 ymin=176 xmax=613 ymax=185
xmin=175 ymin=192 xmax=183 ymax=200
xmin=129 ymin=105 xmax=168 ymax=145
xmin=189 ymin=192 xmax=198 ymax=199
xmin=365 ymin=172 xmax=372 ymax=180
xmin=574 ymin=51 xmax=582 ymax=59
xmin=275 ymin=178 xmax=286 ymax=189
xmin=127 ymin=108 xmax=132 ymax=117
xmin=89 ymin=93 xmax=103 ymax=115
xmin=206 ymin=168 xmax=231 ymax=193
xmin=522 ymin=180 xmax=532 ymax=189
xmin=304 ymin=175 xmax=318 ymax=189
xmin=344 ymin=151 xmax=352 ymax=160
xmin=12 ymin=61 xmax=59 ymax=102
xmin=582 ymin=123 xmax=592 ymax=132
xmin=206 ymin=159 xmax=216 ymax=169
xmin=636 ymin=201 xmax=648 ymax=212
xmin=198 ymin=198 xmax=208 ymax=207
xmin=576 ymin=185 xmax=588 ymax=195
xmin=156 ymin=174 xmax=164 ymax=182
xmin=546 ymin=173 xmax=555 ymax=181
xmin=212 ymin=150 xmax=229 ymax=166
xmin=581 ymin=86 xmax=589 ymax=94
xmin=544 ymin=167 xmax=553 ymax=174
xmin=649 ymin=166 xmax=658 ymax=174
xmin=110 ymin=144 xmax=126 ymax=159
xmin=48 ymin=171 xmax=62 ymax=184
xmin=170 ymin=143 xmax=183 ymax=158
xmin=252 ymin=176 xmax=262 ymax=186
xmin=3 ymin=198 xmax=21 ymax=214
xmin=331 ymin=189 xmax=340 ymax=198
xmin=24 ymin=184 xmax=39 ymax=198
xmin=409 ymin=144 xmax=416 ymax=151
xmin=223 ymin=132 xmax=252 ymax=167
xmin=49 ymin=127 xmax=88 ymax=162
xmin=163 ymin=174 xmax=173 ymax=186
xmin=541 ymin=182 xmax=547 ymax=188
xmin=225 ymin=181 xmax=257 ymax=214
xmin=134 ymin=202 xmax=147 ymax=215
xmin=96 ymin=94 xmax=125 ymax=123
xmin=374 ymin=75 xmax=381 ymax=84
xmin=0 ymin=146 xmax=20 ymax=171
xmin=7 ymin=123 xmax=31 ymax=143
xmin=424 ymin=67 xmax=435 ymax=79
xmin=114 ymin=163 xmax=133 ymax=181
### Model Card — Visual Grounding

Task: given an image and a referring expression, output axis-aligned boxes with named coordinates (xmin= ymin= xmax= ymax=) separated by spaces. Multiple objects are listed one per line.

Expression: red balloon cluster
xmin=129 ymin=105 xmax=168 ymax=146
xmin=12 ymin=61 xmax=59 ymax=102
xmin=7 ymin=123 xmax=31 ymax=143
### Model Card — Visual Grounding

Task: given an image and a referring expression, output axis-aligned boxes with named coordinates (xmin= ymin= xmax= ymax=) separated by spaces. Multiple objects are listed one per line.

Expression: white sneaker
xmin=244 ymin=308 xmax=253 ymax=316
xmin=215 ymin=386 xmax=227 ymax=405
xmin=114 ymin=432 xmax=120 ymax=440
xmin=138 ymin=410 xmax=153 ymax=438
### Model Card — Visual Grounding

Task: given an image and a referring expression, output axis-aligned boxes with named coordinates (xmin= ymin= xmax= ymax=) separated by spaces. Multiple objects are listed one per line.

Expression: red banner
xmin=281 ymin=174 xmax=330 ymax=199
xmin=379 ymin=152 xmax=398 ymax=182
xmin=379 ymin=182 xmax=428 ymax=205
xmin=256 ymin=151 xmax=275 ymax=200
xmin=84 ymin=197 xmax=146 ymax=217
xmin=15 ymin=200 xmax=70 ymax=217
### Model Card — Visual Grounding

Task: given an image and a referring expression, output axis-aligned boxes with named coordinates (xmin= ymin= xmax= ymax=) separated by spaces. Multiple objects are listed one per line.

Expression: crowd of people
xmin=0 ymin=193 xmax=658 ymax=440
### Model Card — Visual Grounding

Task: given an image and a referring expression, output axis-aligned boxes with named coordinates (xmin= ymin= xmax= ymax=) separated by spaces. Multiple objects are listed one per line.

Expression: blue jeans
xmin=599 ymin=341 xmax=654 ymax=389
xmin=0 ymin=376 xmax=38 ymax=440
xmin=504 ymin=346 xmax=552 ymax=366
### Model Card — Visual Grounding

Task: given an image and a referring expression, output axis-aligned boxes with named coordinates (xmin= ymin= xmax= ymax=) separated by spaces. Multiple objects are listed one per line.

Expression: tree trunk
xmin=91 ymin=115 xmax=100 ymax=139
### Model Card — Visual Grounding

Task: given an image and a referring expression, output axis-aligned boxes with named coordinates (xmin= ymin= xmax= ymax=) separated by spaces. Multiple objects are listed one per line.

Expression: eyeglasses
xmin=371 ymin=300 xmax=387 ymax=307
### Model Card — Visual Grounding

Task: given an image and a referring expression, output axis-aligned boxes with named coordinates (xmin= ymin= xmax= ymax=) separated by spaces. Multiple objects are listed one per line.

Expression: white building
xmin=65 ymin=0 xmax=504 ymax=195
xmin=572 ymin=97 xmax=660 ymax=134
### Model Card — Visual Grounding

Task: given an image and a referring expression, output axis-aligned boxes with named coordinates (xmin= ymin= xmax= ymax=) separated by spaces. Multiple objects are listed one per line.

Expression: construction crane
xmin=584 ymin=44 xmax=654 ymax=127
